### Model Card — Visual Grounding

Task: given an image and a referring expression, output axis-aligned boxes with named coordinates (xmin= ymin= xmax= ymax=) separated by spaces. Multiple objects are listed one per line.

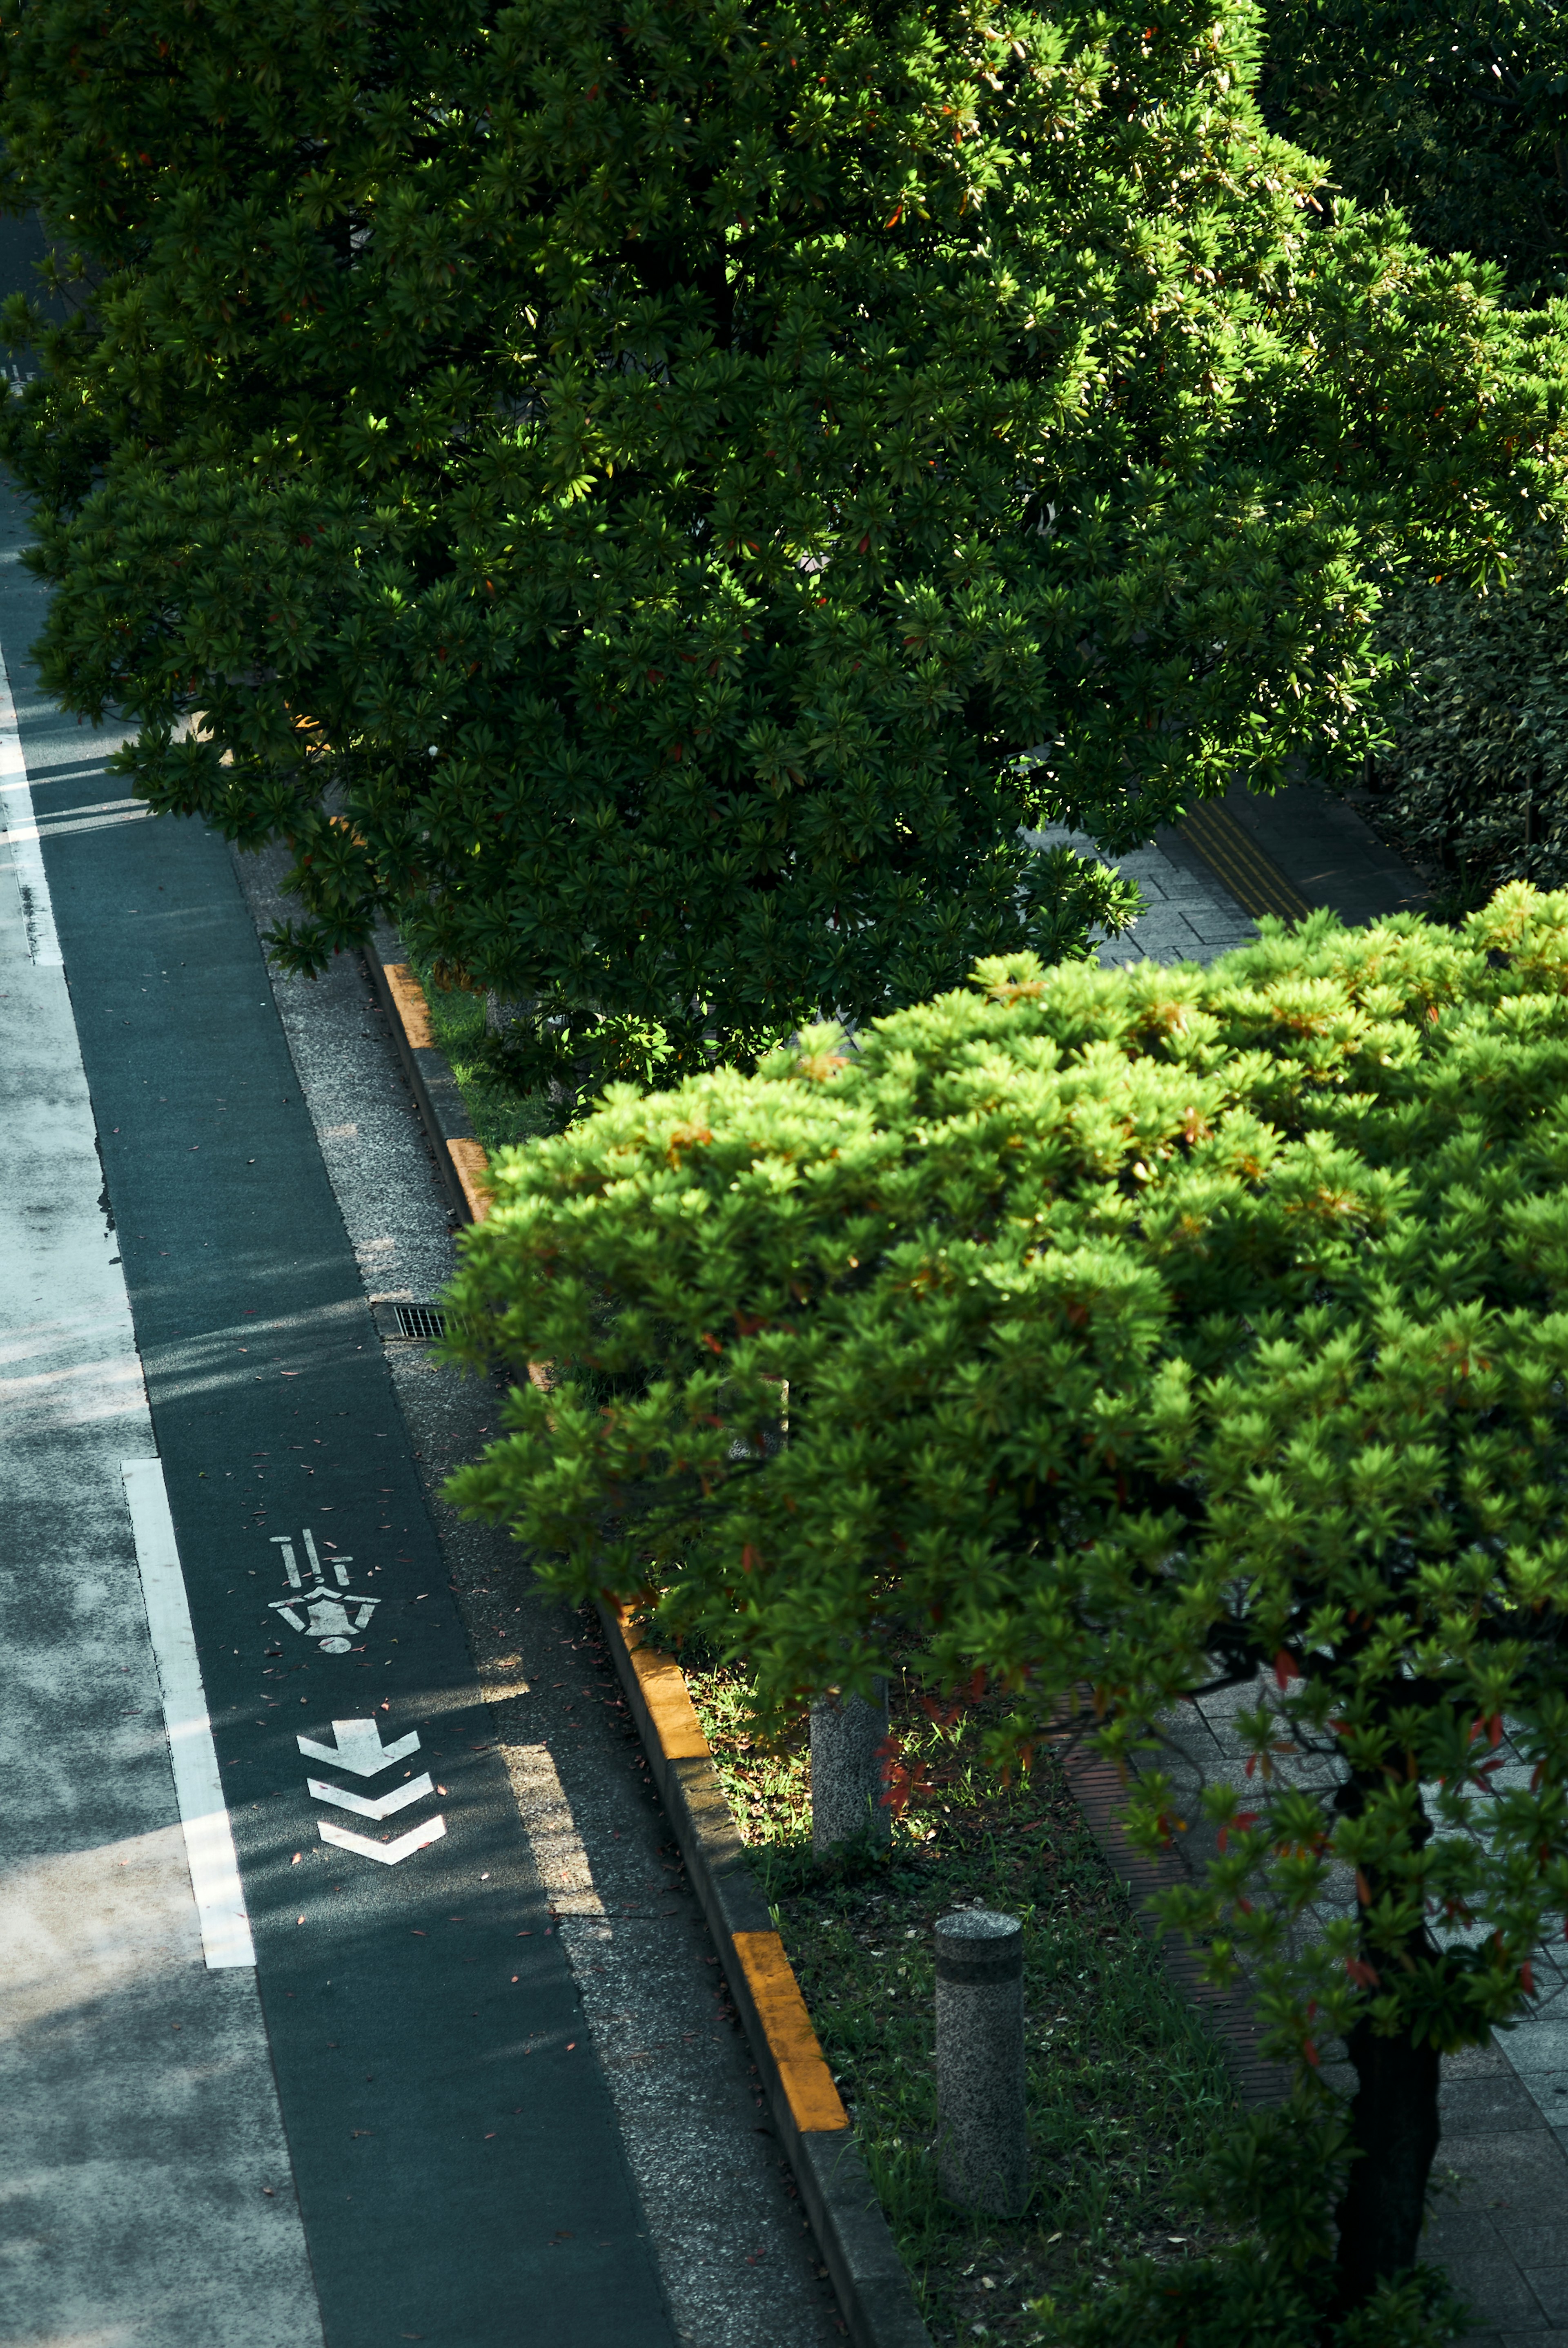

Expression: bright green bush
xmin=445 ymin=884 xmax=1568 ymax=2303
xmin=4 ymin=0 xmax=1568 ymax=1075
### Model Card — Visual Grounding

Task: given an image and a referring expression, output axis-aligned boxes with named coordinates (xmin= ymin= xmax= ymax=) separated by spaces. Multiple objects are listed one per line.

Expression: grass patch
xmin=682 ymin=1657 xmax=1242 ymax=2346
xmin=401 ymin=951 xmax=556 ymax=1159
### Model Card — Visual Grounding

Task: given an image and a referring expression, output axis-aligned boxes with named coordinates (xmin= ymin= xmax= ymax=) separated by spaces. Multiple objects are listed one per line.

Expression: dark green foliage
xmin=1063 ymin=2104 xmax=1463 ymax=2342
xmin=2 ymin=0 xmax=1566 ymax=1073
xmin=1263 ymin=0 xmax=1568 ymax=301
xmin=1068 ymin=2244 xmax=1464 ymax=2347
xmin=1361 ymin=528 xmax=1568 ymax=909
xmin=444 ymin=889 xmax=1568 ymax=2299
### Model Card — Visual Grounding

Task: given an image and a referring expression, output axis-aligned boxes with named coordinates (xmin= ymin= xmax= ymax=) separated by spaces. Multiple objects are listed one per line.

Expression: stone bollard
xmin=935 ymin=1908 xmax=1029 ymax=2214
xmin=809 ymin=1679 xmax=891 ymax=1853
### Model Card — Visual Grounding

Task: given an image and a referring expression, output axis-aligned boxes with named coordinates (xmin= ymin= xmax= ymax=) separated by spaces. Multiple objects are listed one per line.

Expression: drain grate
xmin=394 ymin=1303 xmax=448 ymax=1341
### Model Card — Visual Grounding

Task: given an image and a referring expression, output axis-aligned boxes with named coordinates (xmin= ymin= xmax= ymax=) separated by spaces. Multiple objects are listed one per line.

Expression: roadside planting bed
xmin=403 ymin=955 xmax=554 ymax=1157
xmin=683 ymin=1657 xmax=1242 ymax=2346
xmin=402 ymin=959 xmax=1250 ymax=2345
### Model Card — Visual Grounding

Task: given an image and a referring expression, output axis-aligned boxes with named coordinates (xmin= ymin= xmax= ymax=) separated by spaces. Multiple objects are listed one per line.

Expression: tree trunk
xmin=1332 ymin=2019 xmax=1441 ymax=2310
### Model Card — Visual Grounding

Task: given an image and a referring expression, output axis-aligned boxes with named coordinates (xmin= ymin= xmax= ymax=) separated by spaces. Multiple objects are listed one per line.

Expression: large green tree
xmin=2 ymin=0 xmax=1566 ymax=1075
xmin=443 ymin=884 xmax=1568 ymax=2310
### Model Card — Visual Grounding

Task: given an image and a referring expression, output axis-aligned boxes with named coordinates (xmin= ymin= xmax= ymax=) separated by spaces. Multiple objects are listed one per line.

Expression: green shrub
xmin=445 ymin=886 xmax=1568 ymax=2307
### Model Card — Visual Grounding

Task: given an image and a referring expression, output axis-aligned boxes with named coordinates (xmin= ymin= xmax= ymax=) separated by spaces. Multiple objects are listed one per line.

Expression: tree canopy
xmin=444 ymin=884 xmax=1568 ymax=2300
xmin=2 ymin=0 xmax=1567 ymax=1075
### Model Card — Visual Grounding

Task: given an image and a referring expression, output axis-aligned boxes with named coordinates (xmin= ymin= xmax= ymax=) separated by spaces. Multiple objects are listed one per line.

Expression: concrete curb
xmin=365 ymin=928 xmax=933 ymax=2348
xmin=364 ymin=928 xmax=493 ymax=1225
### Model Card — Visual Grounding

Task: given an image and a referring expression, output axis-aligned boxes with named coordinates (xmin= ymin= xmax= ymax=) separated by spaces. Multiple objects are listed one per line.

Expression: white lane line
xmin=121 ymin=1458 xmax=256 ymax=1969
xmin=0 ymin=642 xmax=61 ymax=966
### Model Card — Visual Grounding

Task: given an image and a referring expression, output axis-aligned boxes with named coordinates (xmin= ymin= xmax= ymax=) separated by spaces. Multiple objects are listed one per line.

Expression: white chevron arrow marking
xmin=318 ymin=1814 xmax=447 ymax=1866
xmin=297 ymin=1718 xmax=421 ymax=1777
xmin=307 ymin=1770 xmax=434 ymax=1822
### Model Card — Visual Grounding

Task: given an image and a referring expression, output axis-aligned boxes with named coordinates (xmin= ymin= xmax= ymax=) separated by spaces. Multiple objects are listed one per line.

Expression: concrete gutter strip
xmin=602 ymin=1605 xmax=934 ymax=2348
xmin=369 ymin=935 xmax=934 ymax=2348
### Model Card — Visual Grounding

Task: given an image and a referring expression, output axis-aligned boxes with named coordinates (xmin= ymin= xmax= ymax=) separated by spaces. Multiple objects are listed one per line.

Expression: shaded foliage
xmin=1362 ymin=529 xmax=1568 ymax=910
xmin=1263 ymin=0 xmax=1568 ymax=301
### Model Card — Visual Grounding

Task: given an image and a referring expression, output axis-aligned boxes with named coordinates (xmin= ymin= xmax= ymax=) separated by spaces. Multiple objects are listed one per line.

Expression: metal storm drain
xmin=393 ymin=1303 xmax=447 ymax=1341
xmin=371 ymin=1300 xmax=451 ymax=1343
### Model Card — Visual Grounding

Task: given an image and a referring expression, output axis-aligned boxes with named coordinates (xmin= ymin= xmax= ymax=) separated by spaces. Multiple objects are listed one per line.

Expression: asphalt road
xmin=0 ymin=212 xmax=840 ymax=2348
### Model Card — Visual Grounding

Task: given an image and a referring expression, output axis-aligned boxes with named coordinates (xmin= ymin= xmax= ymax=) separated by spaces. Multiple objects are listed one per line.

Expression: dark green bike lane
xmin=18 ymin=702 xmax=674 ymax=2342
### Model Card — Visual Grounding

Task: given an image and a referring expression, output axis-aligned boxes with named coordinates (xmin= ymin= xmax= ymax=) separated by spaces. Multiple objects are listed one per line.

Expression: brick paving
xmin=1034 ymin=782 xmax=1568 ymax=2337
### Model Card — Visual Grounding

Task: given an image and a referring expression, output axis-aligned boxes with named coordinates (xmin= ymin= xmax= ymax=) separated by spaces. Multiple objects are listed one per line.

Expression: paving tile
xmin=1529 ymin=2277 xmax=1568 ymax=2327
xmin=1441 ymin=2142 xmax=1568 ymax=2230
xmin=1499 ymin=2021 xmax=1568 ymax=2077
xmin=1443 ymin=2072 xmax=1555 ymax=2133
xmin=1425 ymin=2197 xmax=1506 ymax=2257
xmin=1440 ymin=2259 xmax=1552 ymax=2324
xmin=1497 ymin=2232 xmax=1568 ymax=2269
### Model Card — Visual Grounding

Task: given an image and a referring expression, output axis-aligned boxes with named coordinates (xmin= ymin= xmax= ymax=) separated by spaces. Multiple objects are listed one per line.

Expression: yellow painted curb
xmin=377 ymin=960 xmax=494 ymax=1226
xmin=609 ymin=1604 xmax=847 ymax=2132
xmin=731 ymin=1930 xmax=849 ymax=2134
xmin=614 ymin=1605 xmax=713 ymax=1763
xmin=447 ymin=1135 xmax=494 ymax=1224
xmin=382 ymin=961 xmax=436 ymax=1051
xmin=367 ymin=925 xmax=928 ymax=2346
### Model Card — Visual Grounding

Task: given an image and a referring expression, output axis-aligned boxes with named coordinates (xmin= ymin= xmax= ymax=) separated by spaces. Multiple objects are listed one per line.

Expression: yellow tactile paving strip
xmin=1177 ymin=801 xmax=1314 ymax=924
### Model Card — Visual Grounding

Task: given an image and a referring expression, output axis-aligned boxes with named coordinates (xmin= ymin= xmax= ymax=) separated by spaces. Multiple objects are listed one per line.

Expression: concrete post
xmin=809 ymin=1679 xmax=891 ymax=1854
xmin=935 ymin=1908 xmax=1028 ymax=2214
